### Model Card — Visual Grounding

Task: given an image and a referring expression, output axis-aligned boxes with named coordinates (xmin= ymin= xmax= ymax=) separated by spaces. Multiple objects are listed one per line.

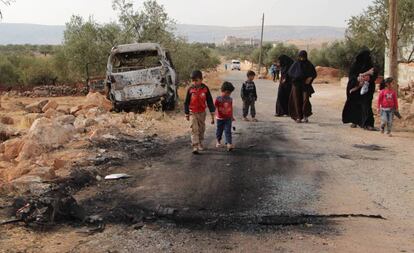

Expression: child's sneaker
xmin=242 ymin=117 xmax=250 ymax=122
xmin=227 ymin=144 xmax=234 ymax=152
xmin=387 ymin=132 xmax=393 ymax=137
xmin=192 ymin=147 xmax=199 ymax=154
xmin=252 ymin=118 xmax=258 ymax=122
xmin=303 ymin=117 xmax=309 ymax=123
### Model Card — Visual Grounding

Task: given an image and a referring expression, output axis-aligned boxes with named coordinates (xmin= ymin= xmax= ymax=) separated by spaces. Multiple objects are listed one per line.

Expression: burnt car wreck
xmin=106 ymin=43 xmax=178 ymax=111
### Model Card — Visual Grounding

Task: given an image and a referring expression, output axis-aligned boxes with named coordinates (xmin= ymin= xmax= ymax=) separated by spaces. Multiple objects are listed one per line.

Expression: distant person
xmin=342 ymin=50 xmax=377 ymax=130
xmin=275 ymin=55 xmax=294 ymax=117
xmin=288 ymin=50 xmax=317 ymax=123
xmin=270 ymin=63 xmax=277 ymax=82
xmin=241 ymin=70 xmax=258 ymax=122
xmin=225 ymin=63 xmax=228 ymax=71
xmin=184 ymin=70 xmax=216 ymax=154
xmin=377 ymin=77 xmax=398 ymax=137
xmin=215 ymin=82 xmax=236 ymax=151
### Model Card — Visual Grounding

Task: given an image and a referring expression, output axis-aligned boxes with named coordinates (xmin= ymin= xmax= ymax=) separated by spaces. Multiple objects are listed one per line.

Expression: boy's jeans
xmin=216 ymin=119 xmax=232 ymax=144
xmin=191 ymin=111 xmax=206 ymax=147
xmin=243 ymin=99 xmax=256 ymax=118
xmin=380 ymin=108 xmax=394 ymax=133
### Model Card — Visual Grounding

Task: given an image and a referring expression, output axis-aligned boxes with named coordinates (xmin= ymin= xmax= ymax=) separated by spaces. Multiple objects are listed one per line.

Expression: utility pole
xmin=258 ymin=13 xmax=265 ymax=75
xmin=388 ymin=0 xmax=399 ymax=89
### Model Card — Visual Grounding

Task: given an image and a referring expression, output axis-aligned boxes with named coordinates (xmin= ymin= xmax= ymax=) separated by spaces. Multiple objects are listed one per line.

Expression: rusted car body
xmin=106 ymin=43 xmax=178 ymax=111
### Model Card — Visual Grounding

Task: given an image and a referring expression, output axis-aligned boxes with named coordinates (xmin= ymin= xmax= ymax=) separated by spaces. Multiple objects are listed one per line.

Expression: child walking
xmin=241 ymin=70 xmax=258 ymax=122
xmin=184 ymin=70 xmax=216 ymax=154
xmin=215 ymin=82 xmax=235 ymax=151
xmin=377 ymin=77 xmax=398 ymax=137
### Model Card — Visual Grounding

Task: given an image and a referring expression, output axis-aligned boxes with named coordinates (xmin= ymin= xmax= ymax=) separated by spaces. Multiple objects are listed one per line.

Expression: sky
xmin=2 ymin=0 xmax=374 ymax=27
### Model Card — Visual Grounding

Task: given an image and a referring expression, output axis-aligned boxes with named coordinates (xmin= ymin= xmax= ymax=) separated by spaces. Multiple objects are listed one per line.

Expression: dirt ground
xmin=1 ymin=71 xmax=414 ymax=253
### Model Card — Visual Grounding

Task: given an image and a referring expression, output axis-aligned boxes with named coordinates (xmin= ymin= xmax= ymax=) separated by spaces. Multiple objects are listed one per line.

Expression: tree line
xmin=0 ymin=0 xmax=220 ymax=88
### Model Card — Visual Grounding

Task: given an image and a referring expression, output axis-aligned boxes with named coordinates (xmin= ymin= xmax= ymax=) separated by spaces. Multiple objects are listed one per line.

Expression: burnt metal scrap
xmin=13 ymin=194 xmax=85 ymax=227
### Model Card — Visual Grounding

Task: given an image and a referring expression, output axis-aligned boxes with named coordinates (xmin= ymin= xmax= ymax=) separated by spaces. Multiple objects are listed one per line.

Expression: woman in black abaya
xmin=275 ymin=55 xmax=294 ymax=116
xmin=342 ymin=50 xmax=377 ymax=130
xmin=288 ymin=50 xmax=317 ymax=123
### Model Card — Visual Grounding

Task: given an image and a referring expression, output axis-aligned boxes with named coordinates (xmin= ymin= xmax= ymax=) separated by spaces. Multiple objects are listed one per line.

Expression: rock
xmin=25 ymin=100 xmax=49 ymax=113
xmin=44 ymin=108 xmax=64 ymax=119
xmin=2 ymin=138 xmax=24 ymax=160
xmin=56 ymin=105 xmax=71 ymax=114
xmin=54 ymin=115 xmax=76 ymax=125
xmin=28 ymin=166 xmax=56 ymax=180
xmin=85 ymin=107 xmax=107 ymax=118
xmin=70 ymin=105 xmax=83 ymax=115
xmin=0 ymin=116 xmax=14 ymax=125
xmin=83 ymin=92 xmax=113 ymax=112
xmin=17 ymin=118 xmax=75 ymax=161
xmin=42 ymin=100 xmax=59 ymax=113
xmin=89 ymin=126 xmax=121 ymax=142
xmin=5 ymin=160 xmax=33 ymax=181
xmin=17 ymin=140 xmax=43 ymax=162
xmin=74 ymin=116 xmax=97 ymax=129
xmin=11 ymin=175 xmax=51 ymax=195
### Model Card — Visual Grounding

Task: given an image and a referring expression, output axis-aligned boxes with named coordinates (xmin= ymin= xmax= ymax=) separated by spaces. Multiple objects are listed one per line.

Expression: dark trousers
xmin=243 ymin=100 xmax=256 ymax=118
xmin=216 ymin=119 xmax=232 ymax=144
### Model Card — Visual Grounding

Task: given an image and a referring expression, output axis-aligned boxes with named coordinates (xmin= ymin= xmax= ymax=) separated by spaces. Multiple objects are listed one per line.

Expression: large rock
xmin=54 ymin=115 xmax=76 ymax=125
xmin=5 ymin=160 xmax=33 ymax=181
xmin=42 ymin=100 xmax=59 ymax=113
xmin=17 ymin=118 xmax=75 ymax=161
xmin=2 ymin=138 xmax=24 ymax=160
xmin=83 ymin=92 xmax=113 ymax=112
xmin=25 ymin=100 xmax=49 ymax=113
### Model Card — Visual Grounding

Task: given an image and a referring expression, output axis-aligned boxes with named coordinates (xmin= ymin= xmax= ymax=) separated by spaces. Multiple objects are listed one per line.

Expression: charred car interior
xmin=106 ymin=43 xmax=178 ymax=111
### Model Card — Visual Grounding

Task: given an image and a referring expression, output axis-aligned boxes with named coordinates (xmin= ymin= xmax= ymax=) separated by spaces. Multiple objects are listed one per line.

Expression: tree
xmin=347 ymin=0 xmax=414 ymax=63
xmin=61 ymin=16 xmax=123 ymax=81
xmin=0 ymin=0 xmax=13 ymax=20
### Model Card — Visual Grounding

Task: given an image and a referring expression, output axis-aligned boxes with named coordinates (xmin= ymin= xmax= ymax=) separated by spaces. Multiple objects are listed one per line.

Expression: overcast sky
xmin=2 ymin=0 xmax=374 ymax=27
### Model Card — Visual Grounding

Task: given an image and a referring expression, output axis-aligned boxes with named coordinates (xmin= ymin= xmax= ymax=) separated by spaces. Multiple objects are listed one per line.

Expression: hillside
xmin=0 ymin=23 xmax=345 ymax=45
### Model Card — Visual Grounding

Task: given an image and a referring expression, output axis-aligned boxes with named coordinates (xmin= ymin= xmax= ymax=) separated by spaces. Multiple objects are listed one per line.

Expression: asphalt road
xmin=61 ymin=71 xmax=414 ymax=252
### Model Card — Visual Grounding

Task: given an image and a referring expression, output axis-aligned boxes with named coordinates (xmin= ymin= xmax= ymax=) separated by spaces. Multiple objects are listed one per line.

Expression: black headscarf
xmin=288 ymin=50 xmax=317 ymax=83
xmin=278 ymin=54 xmax=294 ymax=77
xmin=349 ymin=50 xmax=373 ymax=78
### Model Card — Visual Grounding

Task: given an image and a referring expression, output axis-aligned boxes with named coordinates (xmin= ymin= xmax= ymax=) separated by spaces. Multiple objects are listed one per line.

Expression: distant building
xmin=221 ymin=36 xmax=260 ymax=47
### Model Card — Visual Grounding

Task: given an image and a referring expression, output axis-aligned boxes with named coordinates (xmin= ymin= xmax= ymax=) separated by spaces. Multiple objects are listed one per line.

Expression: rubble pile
xmin=0 ymin=92 xmax=174 ymax=195
xmin=3 ymin=85 xmax=89 ymax=98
